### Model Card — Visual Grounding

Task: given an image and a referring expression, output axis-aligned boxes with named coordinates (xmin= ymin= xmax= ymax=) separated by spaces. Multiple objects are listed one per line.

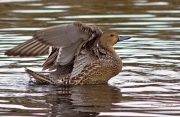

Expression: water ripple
xmin=11 ymin=10 xmax=66 ymax=13
xmin=0 ymin=0 xmax=180 ymax=116
xmin=62 ymin=14 xmax=155 ymax=19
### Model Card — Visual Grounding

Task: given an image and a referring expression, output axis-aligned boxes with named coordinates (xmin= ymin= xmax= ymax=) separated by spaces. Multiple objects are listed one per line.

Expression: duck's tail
xmin=25 ymin=67 xmax=55 ymax=85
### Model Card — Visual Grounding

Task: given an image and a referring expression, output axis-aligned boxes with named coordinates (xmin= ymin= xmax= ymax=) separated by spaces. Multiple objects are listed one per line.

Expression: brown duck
xmin=5 ymin=22 xmax=131 ymax=85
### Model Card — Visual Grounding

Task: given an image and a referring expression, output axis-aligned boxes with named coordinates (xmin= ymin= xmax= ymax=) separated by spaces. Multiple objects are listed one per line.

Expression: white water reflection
xmin=34 ymin=18 xmax=56 ymax=21
xmin=26 ymin=3 xmax=43 ymax=6
xmin=1 ymin=18 xmax=27 ymax=20
xmin=99 ymin=22 xmax=171 ymax=25
xmin=112 ymin=27 xmax=180 ymax=30
xmin=131 ymin=17 xmax=180 ymax=21
xmin=134 ymin=2 xmax=168 ymax=6
xmin=99 ymin=112 xmax=165 ymax=117
xmin=62 ymin=14 xmax=155 ymax=19
xmin=0 ymin=28 xmax=42 ymax=31
xmin=0 ymin=104 xmax=47 ymax=110
xmin=0 ymin=0 xmax=39 ymax=3
xmin=45 ymin=5 xmax=71 ymax=9
xmin=11 ymin=10 xmax=66 ymax=13
xmin=147 ymin=10 xmax=180 ymax=13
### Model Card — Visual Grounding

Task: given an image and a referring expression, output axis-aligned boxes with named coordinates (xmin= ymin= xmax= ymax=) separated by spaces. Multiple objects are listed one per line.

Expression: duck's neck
xmin=100 ymin=42 xmax=115 ymax=53
xmin=98 ymin=40 xmax=119 ymax=58
xmin=105 ymin=45 xmax=116 ymax=54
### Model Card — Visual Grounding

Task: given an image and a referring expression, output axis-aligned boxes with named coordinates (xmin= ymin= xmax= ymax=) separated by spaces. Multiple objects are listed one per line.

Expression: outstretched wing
xmin=33 ymin=22 xmax=94 ymax=47
xmin=5 ymin=38 xmax=49 ymax=56
xmin=5 ymin=22 xmax=103 ymax=66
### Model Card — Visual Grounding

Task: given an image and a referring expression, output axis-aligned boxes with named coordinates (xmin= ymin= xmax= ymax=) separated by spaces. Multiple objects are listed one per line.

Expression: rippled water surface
xmin=0 ymin=0 xmax=180 ymax=116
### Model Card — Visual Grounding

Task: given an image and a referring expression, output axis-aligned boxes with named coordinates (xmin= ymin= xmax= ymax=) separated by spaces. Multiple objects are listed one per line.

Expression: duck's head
xmin=99 ymin=31 xmax=131 ymax=53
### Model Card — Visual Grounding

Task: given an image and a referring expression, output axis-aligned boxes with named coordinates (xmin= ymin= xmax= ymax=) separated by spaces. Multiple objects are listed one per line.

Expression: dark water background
xmin=0 ymin=0 xmax=180 ymax=116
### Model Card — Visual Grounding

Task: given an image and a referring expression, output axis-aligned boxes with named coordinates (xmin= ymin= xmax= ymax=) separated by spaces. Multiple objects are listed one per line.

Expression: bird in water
xmin=5 ymin=22 xmax=131 ymax=85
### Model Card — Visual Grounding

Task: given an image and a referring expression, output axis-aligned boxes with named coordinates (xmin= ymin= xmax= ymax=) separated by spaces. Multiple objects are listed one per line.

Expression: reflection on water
xmin=0 ymin=85 xmax=120 ymax=116
xmin=0 ymin=0 xmax=180 ymax=116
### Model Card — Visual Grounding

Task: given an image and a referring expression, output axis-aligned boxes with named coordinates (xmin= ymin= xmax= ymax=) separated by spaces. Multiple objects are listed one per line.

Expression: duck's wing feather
xmin=5 ymin=38 xmax=49 ymax=56
xmin=42 ymin=47 xmax=59 ymax=70
xmin=70 ymin=48 xmax=97 ymax=78
xmin=33 ymin=22 xmax=96 ymax=47
xmin=35 ymin=22 xmax=102 ymax=65
xmin=5 ymin=22 xmax=103 ymax=66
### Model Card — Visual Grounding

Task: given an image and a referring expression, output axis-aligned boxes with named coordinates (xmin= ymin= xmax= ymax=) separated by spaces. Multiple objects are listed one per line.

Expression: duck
xmin=5 ymin=22 xmax=131 ymax=85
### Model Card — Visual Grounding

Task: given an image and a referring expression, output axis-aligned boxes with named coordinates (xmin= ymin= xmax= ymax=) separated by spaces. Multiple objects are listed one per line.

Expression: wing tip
xmin=4 ymin=49 xmax=24 ymax=57
xmin=4 ymin=49 xmax=16 ymax=56
xmin=4 ymin=47 xmax=49 ymax=57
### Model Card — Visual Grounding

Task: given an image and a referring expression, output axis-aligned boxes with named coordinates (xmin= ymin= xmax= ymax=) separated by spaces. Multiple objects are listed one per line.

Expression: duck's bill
xmin=118 ymin=36 xmax=131 ymax=41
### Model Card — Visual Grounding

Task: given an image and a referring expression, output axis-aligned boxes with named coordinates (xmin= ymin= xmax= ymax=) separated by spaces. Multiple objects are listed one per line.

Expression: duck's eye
xmin=110 ymin=34 xmax=114 ymax=37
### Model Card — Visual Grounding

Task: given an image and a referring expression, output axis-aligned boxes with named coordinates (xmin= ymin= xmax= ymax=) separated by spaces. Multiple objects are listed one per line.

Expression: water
xmin=0 ymin=0 xmax=180 ymax=116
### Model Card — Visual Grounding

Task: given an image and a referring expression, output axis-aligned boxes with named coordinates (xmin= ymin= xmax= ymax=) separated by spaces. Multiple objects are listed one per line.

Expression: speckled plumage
xmin=5 ymin=22 xmax=131 ymax=85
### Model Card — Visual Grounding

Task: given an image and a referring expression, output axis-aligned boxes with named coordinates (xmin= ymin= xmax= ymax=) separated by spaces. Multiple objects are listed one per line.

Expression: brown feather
xmin=18 ymin=40 xmax=42 ymax=56
xmin=36 ymin=45 xmax=49 ymax=56
xmin=5 ymin=38 xmax=48 ymax=56
xmin=42 ymin=48 xmax=59 ymax=70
